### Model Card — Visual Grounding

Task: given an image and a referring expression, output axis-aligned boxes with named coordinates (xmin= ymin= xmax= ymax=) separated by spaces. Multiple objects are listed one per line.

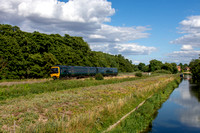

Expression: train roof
xmin=53 ymin=65 xmax=117 ymax=69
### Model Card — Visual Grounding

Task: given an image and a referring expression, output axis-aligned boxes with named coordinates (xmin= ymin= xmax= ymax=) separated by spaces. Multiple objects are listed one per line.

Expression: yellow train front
xmin=50 ymin=65 xmax=118 ymax=79
xmin=50 ymin=66 xmax=60 ymax=79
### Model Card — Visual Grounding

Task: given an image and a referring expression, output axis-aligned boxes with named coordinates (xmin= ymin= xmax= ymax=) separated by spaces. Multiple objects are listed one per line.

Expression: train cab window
xmin=50 ymin=68 xmax=58 ymax=74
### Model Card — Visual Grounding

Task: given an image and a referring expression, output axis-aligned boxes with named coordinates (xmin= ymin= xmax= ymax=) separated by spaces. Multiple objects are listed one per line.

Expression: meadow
xmin=0 ymin=74 xmax=179 ymax=132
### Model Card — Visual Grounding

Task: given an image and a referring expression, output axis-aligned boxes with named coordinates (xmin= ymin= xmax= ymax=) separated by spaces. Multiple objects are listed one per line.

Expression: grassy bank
xmin=0 ymin=75 xmax=149 ymax=101
xmin=0 ymin=75 xmax=179 ymax=132
xmin=109 ymin=77 xmax=180 ymax=133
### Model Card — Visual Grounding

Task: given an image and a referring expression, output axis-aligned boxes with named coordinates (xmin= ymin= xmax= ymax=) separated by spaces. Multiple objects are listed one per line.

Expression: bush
xmin=95 ymin=73 xmax=104 ymax=80
xmin=135 ymin=72 xmax=142 ymax=77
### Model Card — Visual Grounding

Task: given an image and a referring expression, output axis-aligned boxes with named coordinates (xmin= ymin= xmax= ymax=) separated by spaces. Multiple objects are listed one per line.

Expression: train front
xmin=50 ymin=66 xmax=60 ymax=79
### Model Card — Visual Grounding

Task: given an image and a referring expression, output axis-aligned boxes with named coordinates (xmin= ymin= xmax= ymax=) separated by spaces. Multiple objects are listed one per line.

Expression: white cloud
xmin=91 ymin=43 xmax=156 ymax=55
xmin=171 ymin=15 xmax=200 ymax=47
xmin=114 ymin=43 xmax=156 ymax=55
xmin=181 ymin=45 xmax=193 ymax=51
xmin=169 ymin=16 xmax=200 ymax=63
xmin=0 ymin=0 xmax=115 ymax=32
xmin=180 ymin=16 xmax=200 ymax=31
xmin=86 ymin=24 xmax=150 ymax=43
xmin=167 ymin=50 xmax=200 ymax=63
xmin=171 ymin=33 xmax=200 ymax=47
xmin=132 ymin=60 xmax=140 ymax=65
xmin=0 ymin=0 xmax=154 ymax=56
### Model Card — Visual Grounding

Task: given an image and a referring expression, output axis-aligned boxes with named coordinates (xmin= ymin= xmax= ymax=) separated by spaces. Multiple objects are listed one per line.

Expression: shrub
xmin=135 ymin=72 xmax=142 ymax=77
xmin=95 ymin=73 xmax=104 ymax=80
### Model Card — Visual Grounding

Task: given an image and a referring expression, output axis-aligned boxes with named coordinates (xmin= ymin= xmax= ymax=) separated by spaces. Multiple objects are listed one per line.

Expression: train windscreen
xmin=50 ymin=68 xmax=58 ymax=74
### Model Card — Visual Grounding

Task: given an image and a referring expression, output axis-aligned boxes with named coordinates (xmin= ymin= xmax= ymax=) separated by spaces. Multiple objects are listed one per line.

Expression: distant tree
xmin=171 ymin=63 xmax=178 ymax=74
xmin=189 ymin=59 xmax=200 ymax=80
xmin=178 ymin=63 xmax=184 ymax=72
xmin=138 ymin=63 xmax=145 ymax=71
xmin=143 ymin=65 xmax=150 ymax=72
xmin=149 ymin=59 xmax=163 ymax=72
xmin=161 ymin=63 xmax=173 ymax=72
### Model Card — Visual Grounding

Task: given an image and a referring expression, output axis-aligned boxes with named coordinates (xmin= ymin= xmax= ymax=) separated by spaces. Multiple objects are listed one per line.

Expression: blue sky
xmin=108 ymin=0 xmax=200 ymax=64
xmin=1 ymin=0 xmax=200 ymax=64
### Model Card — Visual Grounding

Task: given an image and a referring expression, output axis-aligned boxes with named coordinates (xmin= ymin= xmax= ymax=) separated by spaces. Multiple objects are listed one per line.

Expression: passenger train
xmin=50 ymin=65 xmax=118 ymax=79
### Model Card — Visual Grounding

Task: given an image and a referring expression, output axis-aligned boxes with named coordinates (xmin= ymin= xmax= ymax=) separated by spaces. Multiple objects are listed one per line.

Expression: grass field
xmin=0 ymin=74 xmax=179 ymax=132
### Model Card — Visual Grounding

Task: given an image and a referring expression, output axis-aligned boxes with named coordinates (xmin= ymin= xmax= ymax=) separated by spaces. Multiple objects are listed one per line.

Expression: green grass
xmin=109 ymin=78 xmax=180 ymax=133
xmin=0 ymin=75 xmax=179 ymax=132
xmin=0 ymin=75 xmax=149 ymax=101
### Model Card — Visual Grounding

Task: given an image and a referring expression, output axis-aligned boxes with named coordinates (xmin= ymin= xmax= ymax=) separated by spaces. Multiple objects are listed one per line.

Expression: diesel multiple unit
xmin=50 ymin=65 xmax=118 ymax=79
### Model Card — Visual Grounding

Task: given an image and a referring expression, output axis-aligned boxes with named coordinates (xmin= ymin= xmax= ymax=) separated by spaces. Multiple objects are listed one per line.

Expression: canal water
xmin=148 ymin=76 xmax=200 ymax=133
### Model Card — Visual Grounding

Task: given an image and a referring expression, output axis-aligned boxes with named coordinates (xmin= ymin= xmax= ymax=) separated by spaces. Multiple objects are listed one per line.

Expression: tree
xmin=161 ymin=63 xmax=173 ymax=72
xmin=138 ymin=63 xmax=145 ymax=71
xmin=171 ymin=63 xmax=178 ymax=74
xmin=0 ymin=24 xmax=136 ymax=79
xmin=149 ymin=59 xmax=163 ymax=72
xmin=189 ymin=59 xmax=200 ymax=80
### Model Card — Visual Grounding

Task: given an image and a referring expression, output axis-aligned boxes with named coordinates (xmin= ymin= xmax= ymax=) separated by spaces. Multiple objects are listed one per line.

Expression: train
xmin=50 ymin=65 xmax=118 ymax=79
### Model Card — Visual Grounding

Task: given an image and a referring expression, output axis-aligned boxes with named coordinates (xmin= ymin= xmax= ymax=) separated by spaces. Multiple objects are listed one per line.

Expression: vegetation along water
xmin=147 ymin=75 xmax=200 ymax=133
xmin=0 ymin=74 xmax=179 ymax=132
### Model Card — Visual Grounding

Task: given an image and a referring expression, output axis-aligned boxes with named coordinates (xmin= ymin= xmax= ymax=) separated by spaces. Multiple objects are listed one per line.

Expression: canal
xmin=147 ymin=76 xmax=200 ymax=133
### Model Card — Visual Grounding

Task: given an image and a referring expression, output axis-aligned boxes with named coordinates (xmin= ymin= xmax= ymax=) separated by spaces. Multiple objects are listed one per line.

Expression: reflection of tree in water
xmin=189 ymin=79 xmax=200 ymax=102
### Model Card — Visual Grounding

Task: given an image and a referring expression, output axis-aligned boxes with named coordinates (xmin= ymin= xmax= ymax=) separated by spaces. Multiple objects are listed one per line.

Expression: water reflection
xmin=189 ymin=80 xmax=200 ymax=102
xmin=148 ymin=76 xmax=200 ymax=133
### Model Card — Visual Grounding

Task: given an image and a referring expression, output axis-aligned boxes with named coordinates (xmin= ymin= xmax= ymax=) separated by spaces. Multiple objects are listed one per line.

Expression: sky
xmin=0 ymin=0 xmax=200 ymax=64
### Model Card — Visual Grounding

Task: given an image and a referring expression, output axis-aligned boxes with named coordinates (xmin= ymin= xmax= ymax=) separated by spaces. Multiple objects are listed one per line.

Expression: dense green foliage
xmin=95 ymin=73 xmax=104 ymax=80
xmin=0 ymin=24 xmax=135 ymax=79
xmin=135 ymin=72 xmax=142 ymax=77
xmin=189 ymin=59 xmax=200 ymax=80
xmin=137 ymin=60 xmax=178 ymax=74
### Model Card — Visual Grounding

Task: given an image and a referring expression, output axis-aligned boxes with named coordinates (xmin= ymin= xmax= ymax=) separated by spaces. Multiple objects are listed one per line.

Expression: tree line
xmin=0 ymin=24 xmax=135 ymax=79
xmin=135 ymin=59 xmax=178 ymax=74
xmin=0 ymin=24 xmax=181 ymax=80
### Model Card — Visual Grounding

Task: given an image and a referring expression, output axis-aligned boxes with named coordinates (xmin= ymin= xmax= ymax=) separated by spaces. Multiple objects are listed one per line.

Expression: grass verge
xmin=109 ymin=77 xmax=180 ymax=133
xmin=0 ymin=75 xmax=150 ymax=101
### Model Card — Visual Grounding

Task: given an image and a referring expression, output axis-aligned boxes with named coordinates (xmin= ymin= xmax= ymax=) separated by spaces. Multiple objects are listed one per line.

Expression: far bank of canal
xmin=147 ymin=76 xmax=200 ymax=133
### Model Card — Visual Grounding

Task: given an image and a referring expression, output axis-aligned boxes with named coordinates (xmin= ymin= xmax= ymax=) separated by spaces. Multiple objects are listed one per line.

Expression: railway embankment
xmin=0 ymin=74 xmax=180 ymax=132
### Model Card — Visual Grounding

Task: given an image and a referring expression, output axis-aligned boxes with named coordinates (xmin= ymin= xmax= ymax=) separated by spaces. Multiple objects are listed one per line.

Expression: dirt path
xmin=0 ymin=75 xmax=135 ymax=86
xmin=0 ymin=79 xmax=52 ymax=86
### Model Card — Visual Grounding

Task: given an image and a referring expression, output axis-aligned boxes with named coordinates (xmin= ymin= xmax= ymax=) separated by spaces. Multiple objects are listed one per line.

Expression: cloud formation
xmin=181 ymin=45 xmax=193 ymax=51
xmin=167 ymin=50 xmax=200 ymax=63
xmin=0 ymin=0 xmax=156 ymax=56
xmin=169 ymin=16 xmax=200 ymax=63
xmin=171 ymin=16 xmax=200 ymax=47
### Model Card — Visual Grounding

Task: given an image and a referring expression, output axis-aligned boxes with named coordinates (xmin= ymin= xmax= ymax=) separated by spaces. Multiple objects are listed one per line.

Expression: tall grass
xmin=0 ymin=75 xmax=180 ymax=132
xmin=0 ymin=76 xmax=148 ymax=101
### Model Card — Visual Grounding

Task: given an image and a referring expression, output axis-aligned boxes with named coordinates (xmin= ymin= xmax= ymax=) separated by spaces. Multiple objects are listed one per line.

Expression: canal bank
xmin=109 ymin=77 xmax=180 ymax=133
xmin=147 ymin=75 xmax=200 ymax=133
